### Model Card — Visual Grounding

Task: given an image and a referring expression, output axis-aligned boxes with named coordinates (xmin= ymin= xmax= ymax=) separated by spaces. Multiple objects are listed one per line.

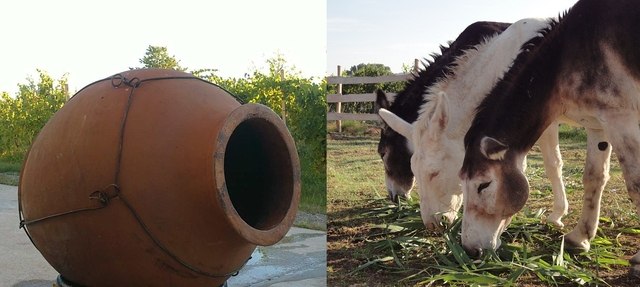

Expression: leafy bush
xmin=1 ymin=55 xmax=326 ymax=213
xmin=202 ymin=55 xmax=326 ymax=212
xmin=0 ymin=70 xmax=68 ymax=162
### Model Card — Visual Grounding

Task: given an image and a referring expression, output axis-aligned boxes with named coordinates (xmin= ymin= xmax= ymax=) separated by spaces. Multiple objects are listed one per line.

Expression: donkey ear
xmin=426 ymin=92 xmax=449 ymax=137
xmin=378 ymin=108 xmax=413 ymax=139
xmin=480 ymin=136 xmax=509 ymax=160
xmin=374 ymin=89 xmax=390 ymax=112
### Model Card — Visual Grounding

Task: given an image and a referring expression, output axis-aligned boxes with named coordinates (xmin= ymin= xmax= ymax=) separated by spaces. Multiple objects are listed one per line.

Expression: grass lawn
xmin=328 ymin=125 xmax=640 ymax=286
xmin=299 ymin=163 xmax=327 ymax=215
xmin=0 ymin=161 xmax=20 ymax=186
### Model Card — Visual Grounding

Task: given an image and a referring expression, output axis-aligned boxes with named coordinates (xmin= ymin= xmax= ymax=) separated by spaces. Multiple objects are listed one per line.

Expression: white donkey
xmin=374 ymin=21 xmax=511 ymax=203
xmin=379 ymin=18 xmax=569 ymax=229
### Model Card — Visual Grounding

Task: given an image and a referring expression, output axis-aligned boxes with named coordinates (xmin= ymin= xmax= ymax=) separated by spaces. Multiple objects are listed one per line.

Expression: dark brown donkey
xmin=460 ymin=0 xmax=640 ymax=278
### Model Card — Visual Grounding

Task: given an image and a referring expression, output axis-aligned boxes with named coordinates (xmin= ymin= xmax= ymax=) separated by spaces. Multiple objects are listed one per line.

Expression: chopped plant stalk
xmin=350 ymin=256 xmax=395 ymax=275
xmin=351 ymin=198 xmax=629 ymax=286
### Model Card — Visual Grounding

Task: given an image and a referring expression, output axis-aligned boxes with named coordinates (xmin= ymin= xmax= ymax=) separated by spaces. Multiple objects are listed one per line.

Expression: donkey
xmin=459 ymin=0 xmax=640 ymax=277
xmin=379 ymin=18 xmax=570 ymax=229
xmin=374 ymin=21 xmax=511 ymax=203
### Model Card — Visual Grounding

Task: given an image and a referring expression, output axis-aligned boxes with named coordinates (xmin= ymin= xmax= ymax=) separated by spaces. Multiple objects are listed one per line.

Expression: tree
xmin=342 ymin=63 xmax=404 ymax=95
xmin=0 ymin=70 xmax=68 ymax=161
xmin=137 ymin=45 xmax=187 ymax=71
xmin=329 ymin=63 xmax=405 ymax=114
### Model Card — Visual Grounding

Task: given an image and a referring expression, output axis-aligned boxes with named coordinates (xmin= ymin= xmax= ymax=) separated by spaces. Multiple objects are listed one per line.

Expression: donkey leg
xmin=565 ymin=128 xmax=611 ymax=252
xmin=538 ymin=122 xmax=567 ymax=227
xmin=600 ymin=114 xmax=640 ymax=278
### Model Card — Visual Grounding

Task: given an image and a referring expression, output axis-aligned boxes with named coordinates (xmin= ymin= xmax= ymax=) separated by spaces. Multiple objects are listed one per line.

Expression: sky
xmin=328 ymin=0 xmax=578 ymax=75
xmin=0 ymin=0 xmax=326 ymax=95
xmin=1 ymin=1 xmax=584 ymax=96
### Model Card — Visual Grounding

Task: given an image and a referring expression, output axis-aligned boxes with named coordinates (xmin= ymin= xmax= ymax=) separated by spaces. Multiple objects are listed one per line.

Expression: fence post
xmin=280 ymin=69 xmax=286 ymax=125
xmin=336 ymin=65 xmax=342 ymax=133
xmin=413 ymin=59 xmax=419 ymax=73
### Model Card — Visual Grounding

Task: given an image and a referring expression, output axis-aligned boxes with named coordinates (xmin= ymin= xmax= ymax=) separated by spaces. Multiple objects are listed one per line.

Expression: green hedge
xmin=0 ymin=62 xmax=326 ymax=213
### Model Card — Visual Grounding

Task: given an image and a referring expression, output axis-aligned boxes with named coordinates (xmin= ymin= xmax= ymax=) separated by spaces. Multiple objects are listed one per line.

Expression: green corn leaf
xmin=349 ymin=256 xmax=394 ymax=275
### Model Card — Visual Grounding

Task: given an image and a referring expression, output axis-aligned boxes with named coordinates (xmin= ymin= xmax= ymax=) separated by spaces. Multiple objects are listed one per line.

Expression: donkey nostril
xmin=463 ymin=246 xmax=483 ymax=258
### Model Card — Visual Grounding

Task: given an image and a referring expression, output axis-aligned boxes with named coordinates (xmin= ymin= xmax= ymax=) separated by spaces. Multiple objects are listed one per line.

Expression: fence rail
xmin=326 ymin=74 xmax=411 ymax=85
xmin=327 ymin=60 xmax=418 ymax=132
xmin=326 ymin=93 xmax=397 ymax=103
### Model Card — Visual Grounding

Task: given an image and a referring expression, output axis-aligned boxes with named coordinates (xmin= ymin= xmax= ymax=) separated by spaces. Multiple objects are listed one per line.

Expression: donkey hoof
xmin=565 ymin=243 xmax=589 ymax=254
xmin=545 ymin=213 xmax=564 ymax=228
xmin=563 ymin=234 xmax=590 ymax=254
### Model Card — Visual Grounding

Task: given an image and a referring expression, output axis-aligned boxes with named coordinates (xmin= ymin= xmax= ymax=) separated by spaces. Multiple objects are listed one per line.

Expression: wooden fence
xmin=326 ymin=60 xmax=419 ymax=132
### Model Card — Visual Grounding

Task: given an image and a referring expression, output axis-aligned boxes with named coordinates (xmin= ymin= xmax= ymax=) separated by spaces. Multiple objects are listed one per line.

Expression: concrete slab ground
xmin=0 ymin=184 xmax=326 ymax=286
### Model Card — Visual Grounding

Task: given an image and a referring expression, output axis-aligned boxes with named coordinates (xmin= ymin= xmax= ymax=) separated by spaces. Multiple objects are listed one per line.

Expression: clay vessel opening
xmin=223 ymin=117 xmax=294 ymax=231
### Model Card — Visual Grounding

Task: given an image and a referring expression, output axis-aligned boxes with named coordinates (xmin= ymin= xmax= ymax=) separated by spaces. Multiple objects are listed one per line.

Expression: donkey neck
xmin=424 ymin=18 xmax=550 ymax=138
xmin=467 ymin=19 xmax=566 ymax=154
xmin=390 ymin=23 xmax=510 ymax=123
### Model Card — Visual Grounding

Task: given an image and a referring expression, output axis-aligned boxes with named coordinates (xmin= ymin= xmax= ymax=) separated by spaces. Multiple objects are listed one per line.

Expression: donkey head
xmin=459 ymin=136 xmax=529 ymax=256
xmin=375 ymin=90 xmax=415 ymax=202
xmin=380 ymin=92 xmax=464 ymax=230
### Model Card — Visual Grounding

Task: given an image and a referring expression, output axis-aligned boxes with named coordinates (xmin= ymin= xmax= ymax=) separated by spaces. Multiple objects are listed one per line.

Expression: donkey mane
xmin=417 ymin=32 xmax=501 ymax=122
xmin=463 ymin=14 xmax=568 ymax=157
xmin=387 ymin=46 xmax=458 ymax=122
xmin=388 ymin=22 xmax=509 ymax=122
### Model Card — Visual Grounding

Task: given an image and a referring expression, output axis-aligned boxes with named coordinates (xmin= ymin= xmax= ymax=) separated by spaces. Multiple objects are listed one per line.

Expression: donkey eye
xmin=477 ymin=181 xmax=492 ymax=193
